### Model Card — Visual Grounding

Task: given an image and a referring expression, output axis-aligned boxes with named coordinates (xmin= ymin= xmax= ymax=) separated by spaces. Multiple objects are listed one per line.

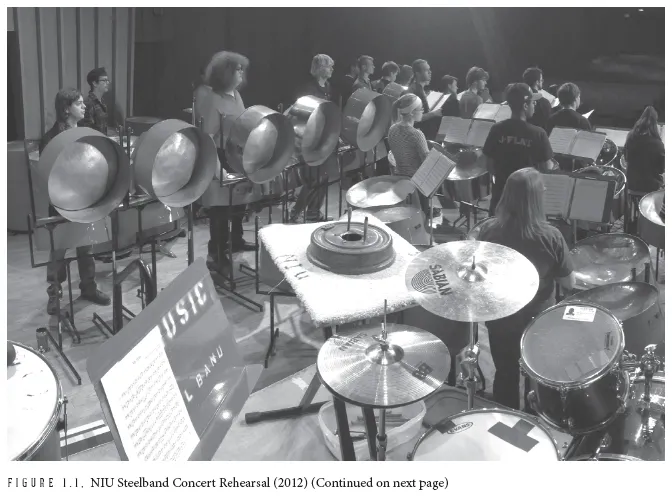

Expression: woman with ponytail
xmin=625 ymin=106 xmax=665 ymax=194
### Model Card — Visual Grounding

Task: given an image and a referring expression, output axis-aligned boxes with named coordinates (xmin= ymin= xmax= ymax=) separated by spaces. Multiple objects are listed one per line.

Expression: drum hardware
xmin=588 ymin=433 xmax=612 ymax=461
xmin=638 ymin=190 xmax=665 ymax=280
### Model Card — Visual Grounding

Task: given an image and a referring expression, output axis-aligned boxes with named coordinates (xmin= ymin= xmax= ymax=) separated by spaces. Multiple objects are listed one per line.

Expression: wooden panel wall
xmin=8 ymin=7 xmax=135 ymax=139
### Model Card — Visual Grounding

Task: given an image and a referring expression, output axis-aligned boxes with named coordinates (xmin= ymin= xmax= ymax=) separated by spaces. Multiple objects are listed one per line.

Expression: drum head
xmin=7 ymin=343 xmax=61 ymax=460
xmin=521 ymin=303 xmax=624 ymax=386
xmin=412 ymin=409 xmax=559 ymax=461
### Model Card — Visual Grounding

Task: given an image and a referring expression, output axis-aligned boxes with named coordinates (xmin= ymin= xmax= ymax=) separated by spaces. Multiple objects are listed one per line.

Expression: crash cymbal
xmin=405 ymin=241 xmax=539 ymax=322
xmin=346 ymin=175 xmax=416 ymax=209
xmin=317 ymin=324 xmax=449 ymax=408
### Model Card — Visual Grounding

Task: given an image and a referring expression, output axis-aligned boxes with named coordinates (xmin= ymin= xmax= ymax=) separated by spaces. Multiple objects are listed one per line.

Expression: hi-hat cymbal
xmin=317 ymin=324 xmax=449 ymax=408
xmin=405 ymin=241 xmax=539 ymax=322
xmin=346 ymin=175 xmax=416 ymax=209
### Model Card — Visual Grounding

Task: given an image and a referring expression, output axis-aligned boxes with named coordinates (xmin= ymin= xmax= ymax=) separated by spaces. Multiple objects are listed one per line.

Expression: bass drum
xmin=7 ymin=341 xmax=64 ymax=461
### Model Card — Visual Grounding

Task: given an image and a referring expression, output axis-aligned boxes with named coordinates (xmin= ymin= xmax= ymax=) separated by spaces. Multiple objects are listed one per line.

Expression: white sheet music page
xmin=412 ymin=148 xmax=455 ymax=198
xmin=101 ymin=326 xmax=200 ymax=461
xmin=427 ymin=91 xmax=449 ymax=111
xmin=542 ymin=173 xmax=574 ymax=218
xmin=582 ymin=109 xmax=594 ymax=119
xmin=438 ymin=117 xmax=471 ymax=144
xmin=571 ymin=131 xmax=607 ymax=161
xmin=595 ymin=127 xmax=629 ymax=148
xmin=495 ymin=104 xmax=512 ymax=122
xmin=549 ymin=127 xmax=578 ymax=155
xmin=569 ymin=178 xmax=611 ymax=223
xmin=466 ymin=120 xmax=495 ymax=148
xmin=539 ymin=89 xmax=555 ymax=105
xmin=472 ymin=103 xmax=500 ymax=121
xmin=659 ymin=124 xmax=665 ymax=145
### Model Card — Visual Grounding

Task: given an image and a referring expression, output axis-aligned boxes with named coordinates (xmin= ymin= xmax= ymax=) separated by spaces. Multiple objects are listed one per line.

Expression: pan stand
xmin=462 ymin=322 xmax=481 ymax=410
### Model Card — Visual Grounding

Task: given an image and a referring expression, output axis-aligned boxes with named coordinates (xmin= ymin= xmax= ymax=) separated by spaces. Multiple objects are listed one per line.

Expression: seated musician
xmin=459 ymin=67 xmax=489 ymax=119
xmin=41 ymin=89 xmax=110 ymax=315
xmin=352 ymin=55 xmax=375 ymax=92
xmin=476 ymin=168 xmax=576 ymax=410
xmin=372 ymin=61 xmax=399 ymax=93
xmin=624 ymin=106 xmax=665 ymax=194
xmin=546 ymin=82 xmax=591 ymax=134
xmin=396 ymin=65 xmax=413 ymax=87
xmin=439 ymin=75 xmax=460 ymax=117
xmin=523 ymin=66 xmax=552 ymax=131
xmin=483 ymin=83 xmax=554 ymax=214
xmin=406 ymin=59 xmax=442 ymax=140
xmin=194 ymin=51 xmax=255 ymax=277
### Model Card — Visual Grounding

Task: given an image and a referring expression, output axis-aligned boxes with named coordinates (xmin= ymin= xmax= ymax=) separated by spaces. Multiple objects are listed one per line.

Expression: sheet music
xmin=427 ymin=91 xmax=449 ymax=111
xmin=101 ymin=326 xmax=200 ymax=461
xmin=552 ymin=97 xmax=560 ymax=108
xmin=571 ymin=131 xmax=607 ymax=161
xmin=539 ymin=89 xmax=555 ymax=105
xmin=495 ymin=104 xmax=512 ymax=122
xmin=438 ymin=117 xmax=471 ymax=144
xmin=457 ymin=91 xmax=466 ymax=101
xmin=659 ymin=124 xmax=665 ymax=145
xmin=595 ymin=127 xmax=629 ymax=148
xmin=466 ymin=120 xmax=495 ymax=148
xmin=472 ymin=103 xmax=501 ymax=121
xmin=583 ymin=109 xmax=594 ymax=119
xmin=569 ymin=177 xmax=611 ymax=223
xmin=412 ymin=148 xmax=456 ymax=197
xmin=542 ymin=174 xmax=574 ymax=218
xmin=549 ymin=127 xmax=578 ymax=155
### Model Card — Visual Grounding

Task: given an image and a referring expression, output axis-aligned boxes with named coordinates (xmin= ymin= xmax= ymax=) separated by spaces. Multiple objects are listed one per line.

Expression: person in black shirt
xmin=546 ymin=82 xmax=591 ymax=134
xmin=625 ymin=106 xmax=665 ymax=193
xmin=483 ymin=83 xmax=554 ymax=215
xmin=477 ymin=168 xmax=575 ymax=410
xmin=372 ymin=61 xmax=399 ymax=93
xmin=407 ymin=59 xmax=442 ymax=139
xmin=523 ymin=67 xmax=552 ymax=131
xmin=352 ymin=55 xmax=375 ymax=92
xmin=439 ymin=75 xmax=460 ymax=117
xmin=337 ymin=60 xmax=359 ymax=108
xmin=397 ymin=65 xmax=413 ymax=87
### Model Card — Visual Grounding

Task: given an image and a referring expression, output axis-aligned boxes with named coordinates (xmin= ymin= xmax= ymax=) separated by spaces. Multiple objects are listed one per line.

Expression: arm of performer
xmin=554 ymin=235 xmax=576 ymax=291
xmin=533 ymin=129 xmax=555 ymax=172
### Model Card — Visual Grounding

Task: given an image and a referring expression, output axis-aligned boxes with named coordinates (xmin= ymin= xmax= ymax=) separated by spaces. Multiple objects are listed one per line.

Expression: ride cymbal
xmin=317 ymin=324 xmax=450 ymax=408
xmin=405 ymin=241 xmax=539 ymax=322
xmin=346 ymin=175 xmax=416 ymax=209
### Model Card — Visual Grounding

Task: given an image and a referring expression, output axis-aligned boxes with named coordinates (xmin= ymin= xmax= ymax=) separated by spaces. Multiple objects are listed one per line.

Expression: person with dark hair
xmin=352 ymin=55 xmax=375 ymax=92
xmin=522 ymin=67 xmax=552 ymax=131
xmin=477 ymin=168 xmax=575 ymax=410
xmin=79 ymin=67 xmax=110 ymax=135
xmin=193 ymin=63 xmax=212 ymax=106
xmin=625 ymin=106 xmax=665 ymax=194
xmin=460 ymin=67 xmax=489 ymax=119
xmin=41 ymin=88 xmax=110 ymax=315
xmin=372 ymin=61 xmax=399 ymax=93
xmin=407 ymin=59 xmax=442 ymax=139
xmin=439 ymin=75 xmax=460 ymax=117
xmin=546 ymin=82 xmax=591 ymax=134
xmin=336 ymin=60 xmax=359 ymax=107
xmin=195 ymin=51 xmax=255 ymax=277
xmin=396 ymin=65 xmax=413 ymax=87
xmin=482 ymin=83 xmax=554 ymax=215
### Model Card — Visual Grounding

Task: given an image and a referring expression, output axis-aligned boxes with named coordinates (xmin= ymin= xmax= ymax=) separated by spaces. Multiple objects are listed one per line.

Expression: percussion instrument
xmin=562 ymin=283 xmax=663 ymax=358
xmin=570 ymin=233 xmax=651 ymax=290
xmin=358 ymin=206 xmax=430 ymax=246
xmin=317 ymin=324 xmax=449 ymax=407
xmin=521 ymin=303 xmax=628 ymax=434
xmin=225 ymin=105 xmax=295 ymax=184
xmin=346 ymin=175 xmax=416 ymax=209
xmin=638 ymin=190 xmax=665 ymax=249
xmin=342 ymin=88 xmax=392 ymax=152
xmin=7 ymin=342 xmax=64 ymax=461
xmin=595 ymin=138 xmax=619 ymax=168
xmin=382 ymin=82 xmax=406 ymax=103
xmin=286 ymin=96 xmax=341 ymax=167
xmin=37 ymin=128 xmax=130 ymax=223
xmin=125 ymin=116 xmax=162 ymax=136
xmin=437 ymin=146 xmax=490 ymax=204
xmin=574 ymin=165 xmax=626 ymax=229
xmin=405 ymin=241 xmax=539 ymax=322
xmin=466 ymin=216 xmax=573 ymax=246
xmin=408 ymin=409 xmax=561 ymax=461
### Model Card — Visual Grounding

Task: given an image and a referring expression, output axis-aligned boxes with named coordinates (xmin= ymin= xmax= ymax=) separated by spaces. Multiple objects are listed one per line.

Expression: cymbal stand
xmin=461 ymin=321 xmax=481 ymax=410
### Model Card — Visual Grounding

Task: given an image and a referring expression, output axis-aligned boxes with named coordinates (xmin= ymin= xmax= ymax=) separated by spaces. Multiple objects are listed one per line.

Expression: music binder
xmin=548 ymin=127 xmax=607 ymax=162
xmin=437 ymin=117 xmax=495 ymax=148
xmin=542 ymin=171 xmax=616 ymax=224
xmin=411 ymin=148 xmax=456 ymax=198
xmin=472 ymin=103 xmax=512 ymax=122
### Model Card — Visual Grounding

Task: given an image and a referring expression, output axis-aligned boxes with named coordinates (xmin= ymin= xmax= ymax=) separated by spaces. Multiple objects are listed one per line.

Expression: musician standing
xmin=372 ymin=61 xmax=399 ymax=93
xmin=625 ymin=106 xmax=665 ymax=195
xmin=79 ymin=67 xmax=110 ymax=135
xmin=407 ymin=59 xmax=442 ymax=139
xmin=336 ymin=60 xmax=359 ymax=107
xmin=482 ymin=83 xmax=554 ymax=215
xmin=546 ymin=82 xmax=591 ymax=134
xmin=460 ymin=67 xmax=489 ymax=119
xmin=439 ymin=75 xmax=460 ymax=117
xmin=523 ymin=67 xmax=552 ymax=131
xmin=352 ymin=55 xmax=375 ymax=92
xmin=396 ymin=65 xmax=413 ymax=87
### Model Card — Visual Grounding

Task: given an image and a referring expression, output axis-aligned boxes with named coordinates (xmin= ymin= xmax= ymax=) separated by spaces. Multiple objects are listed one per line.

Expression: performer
xmin=352 ymin=55 xmax=375 ymax=92
xmin=546 ymin=82 xmax=591 ymax=134
xmin=624 ymin=106 xmax=665 ymax=194
xmin=193 ymin=64 xmax=212 ymax=103
xmin=79 ymin=67 xmax=110 ymax=135
xmin=406 ymin=59 xmax=442 ymax=139
xmin=477 ymin=168 xmax=575 ymax=410
xmin=439 ymin=75 xmax=460 ymax=117
xmin=482 ymin=83 xmax=554 ymax=215
xmin=459 ymin=67 xmax=489 ymax=119
xmin=336 ymin=59 xmax=359 ymax=107
xmin=41 ymin=89 xmax=110 ymax=315
xmin=396 ymin=65 xmax=413 ymax=87
xmin=523 ymin=66 xmax=552 ymax=131
xmin=194 ymin=51 xmax=255 ymax=277
xmin=372 ymin=61 xmax=399 ymax=93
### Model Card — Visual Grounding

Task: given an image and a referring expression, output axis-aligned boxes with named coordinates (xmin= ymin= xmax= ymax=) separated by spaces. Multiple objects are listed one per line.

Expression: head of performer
xmin=441 ymin=75 xmax=458 ymax=95
xmin=397 ymin=65 xmax=413 ymax=86
xmin=506 ymin=82 xmax=542 ymax=120
xmin=55 ymin=88 xmax=86 ymax=127
xmin=494 ymin=167 xmax=547 ymax=238
xmin=628 ymin=105 xmax=662 ymax=141
xmin=392 ymin=94 xmax=423 ymax=124
xmin=380 ymin=61 xmax=400 ymax=83
xmin=206 ymin=51 xmax=249 ymax=94
xmin=557 ymin=82 xmax=581 ymax=110
xmin=347 ymin=60 xmax=360 ymax=78
xmin=522 ymin=67 xmax=544 ymax=92
xmin=466 ymin=66 xmax=488 ymax=93
xmin=87 ymin=67 xmax=110 ymax=98
xmin=311 ymin=54 xmax=335 ymax=84
xmin=411 ymin=59 xmax=432 ymax=87
xmin=358 ymin=55 xmax=375 ymax=80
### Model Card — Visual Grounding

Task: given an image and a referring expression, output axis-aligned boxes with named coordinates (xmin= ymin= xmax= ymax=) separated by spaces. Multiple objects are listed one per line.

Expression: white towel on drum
xmin=259 ymin=211 xmax=420 ymax=328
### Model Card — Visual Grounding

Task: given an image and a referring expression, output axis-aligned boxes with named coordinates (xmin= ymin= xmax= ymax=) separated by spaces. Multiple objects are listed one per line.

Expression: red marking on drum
xmin=488 ymin=420 xmax=539 ymax=452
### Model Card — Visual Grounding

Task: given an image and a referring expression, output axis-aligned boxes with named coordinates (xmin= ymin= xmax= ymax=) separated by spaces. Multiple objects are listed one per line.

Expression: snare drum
xmin=7 ymin=341 xmax=64 ymax=460
xmin=408 ymin=409 xmax=560 ymax=461
xmin=520 ymin=303 xmax=628 ymax=435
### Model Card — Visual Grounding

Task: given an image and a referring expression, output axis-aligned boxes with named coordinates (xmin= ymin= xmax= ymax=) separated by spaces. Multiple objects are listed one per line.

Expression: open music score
xmin=411 ymin=148 xmax=456 ymax=198
xmin=595 ymin=124 xmax=665 ymax=148
xmin=549 ymin=127 xmax=607 ymax=162
xmin=427 ymin=91 xmax=450 ymax=111
xmin=583 ymin=109 xmax=595 ymax=119
xmin=438 ymin=117 xmax=494 ymax=148
xmin=472 ymin=103 xmax=512 ymax=122
xmin=542 ymin=171 xmax=616 ymax=223
xmin=539 ymin=89 xmax=555 ymax=105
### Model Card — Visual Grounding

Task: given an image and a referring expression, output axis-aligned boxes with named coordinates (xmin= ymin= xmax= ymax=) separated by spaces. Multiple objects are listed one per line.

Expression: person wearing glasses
xmin=80 ymin=67 xmax=110 ymax=135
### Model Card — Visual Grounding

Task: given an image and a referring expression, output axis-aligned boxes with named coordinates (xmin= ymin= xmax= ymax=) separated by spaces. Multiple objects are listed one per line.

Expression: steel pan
xmin=638 ymin=190 xmax=665 ymax=249
xmin=125 ymin=116 xmax=162 ymax=136
xmin=358 ymin=205 xmax=430 ymax=245
xmin=437 ymin=146 xmax=489 ymax=203
xmin=570 ymin=233 xmax=652 ymax=290
xmin=225 ymin=105 xmax=295 ymax=184
xmin=562 ymin=282 xmax=663 ymax=358
xmin=346 ymin=175 xmax=416 ymax=209
xmin=342 ymin=88 xmax=393 ymax=152
xmin=37 ymin=128 xmax=130 ymax=223
xmin=287 ymin=96 xmax=341 ymax=167
xmin=467 ymin=216 xmax=573 ymax=246
xmin=382 ymin=82 xmax=407 ymax=103
xmin=133 ymin=119 xmax=218 ymax=206
xmin=575 ymin=165 xmax=626 ymax=229
xmin=595 ymin=138 xmax=619 ymax=168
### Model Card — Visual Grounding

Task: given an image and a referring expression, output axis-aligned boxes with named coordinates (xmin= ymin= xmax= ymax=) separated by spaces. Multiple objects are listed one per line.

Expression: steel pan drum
xmin=287 ymin=96 xmax=341 ymax=167
xmin=225 ymin=106 xmax=295 ymax=184
xmin=438 ymin=146 xmax=489 ymax=203
xmin=570 ymin=233 xmax=652 ymax=290
xmin=346 ymin=175 xmax=416 ymax=209
xmin=638 ymin=190 xmax=665 ymax=249
xmin=382 ymin=82 xmax=407 ymax=103
xmin=595 ymin=138 xmax=619 ymax=168
xmin=125 ymin=116 xmax=162 ymax=136
xmin=467 ymin=216 xmax=572 ymax=246
xmin=357 ymin=206 xmax=430 ymax=246
xmin=133 ymin=119 xmax=217 ymax=206
xmin=38 ymin=128 xmax=130 ymax=223
xmin=575 ymin=165 xmax=626 ymax=228
xmin=342 ymin=88 xmax=393 ymax=152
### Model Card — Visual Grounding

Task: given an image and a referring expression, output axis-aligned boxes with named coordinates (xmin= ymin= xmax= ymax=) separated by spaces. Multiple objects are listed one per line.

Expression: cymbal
xmin=405 ymin=241 xmax=539 ymax=322
xmin=346 ymin=175 xmax=416 ymax=209
xmin=317 ymin=324 xmax=449 ymax=408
